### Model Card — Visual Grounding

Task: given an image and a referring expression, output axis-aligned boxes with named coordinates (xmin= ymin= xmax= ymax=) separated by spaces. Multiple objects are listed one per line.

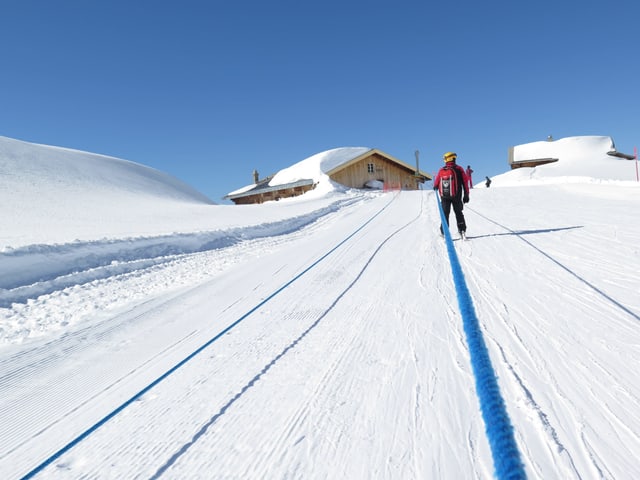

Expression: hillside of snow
xmin=0 ymin=136 xmax=213 ymax=203
xmin=0 ymin=135 xmax=639 ymax=479
xmin=0 ymin=136 xmax=353 ymax=248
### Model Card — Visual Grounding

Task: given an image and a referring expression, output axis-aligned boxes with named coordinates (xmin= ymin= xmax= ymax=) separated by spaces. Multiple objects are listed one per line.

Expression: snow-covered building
xmin=508 ymin=135 xmax=634 ymax=170
xmin=493 ymin=135 xmax=638 ymax=185
xmin=225 ymin=147 xmax=431 ymax=205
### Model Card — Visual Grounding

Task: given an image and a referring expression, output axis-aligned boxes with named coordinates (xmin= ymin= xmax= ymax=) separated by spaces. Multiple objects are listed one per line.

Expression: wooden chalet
xmin=225 ymin=148 xmax=431 ymax=205
xmin=227 ymin=176 xmax=316 ymax=205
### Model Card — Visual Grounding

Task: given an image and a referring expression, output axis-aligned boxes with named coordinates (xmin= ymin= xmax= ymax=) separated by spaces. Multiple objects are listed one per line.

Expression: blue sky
xmin=1 ymin=0 xmax=638 ymax=202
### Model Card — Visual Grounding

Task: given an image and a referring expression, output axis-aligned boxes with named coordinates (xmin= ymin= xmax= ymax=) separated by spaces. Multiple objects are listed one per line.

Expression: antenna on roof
xmin=415 ymin=150 xmax=421 ymax=189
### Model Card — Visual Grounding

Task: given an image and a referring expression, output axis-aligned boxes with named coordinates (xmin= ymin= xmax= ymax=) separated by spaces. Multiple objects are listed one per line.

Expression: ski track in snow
xmin=149 ymin=194 xmax=423 ymax=479
xmin=1 ymin=186 xmax=640 ymax=479
xmin=0 ymin=196 xmax=364 ymax=343
xmin=457 ymin=198 xmax=640 ymax=480
xmin=1 ymin=192 xmax=492 ymax=479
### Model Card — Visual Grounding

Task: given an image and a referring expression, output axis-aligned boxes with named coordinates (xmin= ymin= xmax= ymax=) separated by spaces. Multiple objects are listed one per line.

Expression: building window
xmin=367 ymin=163 xmax=375 ymax=173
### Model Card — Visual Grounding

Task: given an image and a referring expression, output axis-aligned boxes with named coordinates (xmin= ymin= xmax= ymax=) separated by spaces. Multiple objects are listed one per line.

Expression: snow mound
xmin=493 ymin=136 xmax=638 ymax=186
xmin=0 ymin=136 xmax=212 ymax=204
xmin=0 ymin=136 xmax=218 ymax=247
xmin=269 ymin=147 xmax=371 ymax=187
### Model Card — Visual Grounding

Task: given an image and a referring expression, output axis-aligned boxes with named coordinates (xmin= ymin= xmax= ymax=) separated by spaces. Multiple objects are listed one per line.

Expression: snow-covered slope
xmin=0 ymin=136 xmax=639 ymax=479
xmin=0 ymin=136 xmax=219 ymax=247
xmin=0 ymin=136 xmax=212 ymax=203
xmin=0 ymin=137 xmax=355 ymax=248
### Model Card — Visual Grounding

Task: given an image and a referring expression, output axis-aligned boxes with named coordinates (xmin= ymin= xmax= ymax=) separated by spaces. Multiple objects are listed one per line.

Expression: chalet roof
xmin=224 ymin=178 xmax=314 ymax=201
xmin=607 ymin=150 xmax=636 ymax=160
xmin=510 ymin=135 xmax=636 ymax=165
xmin=506 ymin=136 xmax=637 ymax=180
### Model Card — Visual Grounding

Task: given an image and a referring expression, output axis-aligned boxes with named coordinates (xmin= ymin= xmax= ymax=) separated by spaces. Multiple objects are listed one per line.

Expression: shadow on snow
xmin=464 ymin=225 xmax=583 ymax=240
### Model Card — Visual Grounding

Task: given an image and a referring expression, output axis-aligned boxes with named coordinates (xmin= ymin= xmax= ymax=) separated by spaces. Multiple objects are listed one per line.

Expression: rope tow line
xmin=435 ymin=192 xmax=526 ymax=480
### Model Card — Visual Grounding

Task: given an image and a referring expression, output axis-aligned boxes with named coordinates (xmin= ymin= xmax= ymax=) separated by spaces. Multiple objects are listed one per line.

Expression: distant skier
xmin=466 ymin=165 xmax=474 ymax=189
xmin=434 ymin=152 xmax=469 ymax=238
xmin=485 ymin=176 xmax=492 ymax=188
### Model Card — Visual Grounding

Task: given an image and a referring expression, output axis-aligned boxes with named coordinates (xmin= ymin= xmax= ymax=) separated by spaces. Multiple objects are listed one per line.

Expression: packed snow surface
xmin=0 ymin=136 xmax=639 ymax=479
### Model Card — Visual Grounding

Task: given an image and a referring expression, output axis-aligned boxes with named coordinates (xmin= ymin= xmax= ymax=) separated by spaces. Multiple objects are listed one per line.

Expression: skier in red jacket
xmin=433 ymin=152 xmax=469 ymax=238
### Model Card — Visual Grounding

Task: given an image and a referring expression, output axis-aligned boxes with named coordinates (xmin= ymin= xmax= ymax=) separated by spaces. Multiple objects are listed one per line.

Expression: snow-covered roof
xmin=226 ymin=147 xmax=373 ymax=198
xmin=269 ymin=147 xmax=372 ymax=187
xmin=512 ymin=136 xmax=615 ymax=164
xmin=226 ymin=146 xmax=431 ymax=200
xmin=496 ymin=135 xmax=637 ymax=185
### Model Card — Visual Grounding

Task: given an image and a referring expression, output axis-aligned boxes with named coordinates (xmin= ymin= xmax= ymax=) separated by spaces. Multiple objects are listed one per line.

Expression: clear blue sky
xmin=1 ymin=0 xmax=638 ymax=202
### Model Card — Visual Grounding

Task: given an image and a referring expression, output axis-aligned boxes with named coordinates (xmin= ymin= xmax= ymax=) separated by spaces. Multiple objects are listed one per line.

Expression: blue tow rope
xmin=435 ymin=192 xmax=526 ymax=480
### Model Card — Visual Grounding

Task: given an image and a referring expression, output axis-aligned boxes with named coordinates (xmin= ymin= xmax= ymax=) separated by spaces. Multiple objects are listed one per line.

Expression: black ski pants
xmin=440 ymin=196 xmax=467 ymax=234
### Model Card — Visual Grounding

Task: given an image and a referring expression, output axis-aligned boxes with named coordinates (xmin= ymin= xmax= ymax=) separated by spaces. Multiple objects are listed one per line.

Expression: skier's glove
xmin=463 ymin=194 xmax=469 ymax=204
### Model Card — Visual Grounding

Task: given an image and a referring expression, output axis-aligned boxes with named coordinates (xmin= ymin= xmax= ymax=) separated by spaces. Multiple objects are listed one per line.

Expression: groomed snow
xmin=1 ymin=136 xmax=639 ymax=479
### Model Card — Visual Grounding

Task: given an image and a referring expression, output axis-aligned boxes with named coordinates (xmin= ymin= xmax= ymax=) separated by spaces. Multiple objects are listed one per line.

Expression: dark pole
xmin=415 ymin=150 xmax=420 ymax=189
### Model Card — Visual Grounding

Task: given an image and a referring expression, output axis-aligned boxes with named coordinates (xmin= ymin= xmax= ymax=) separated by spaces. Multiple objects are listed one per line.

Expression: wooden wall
xmin=329 ymin=153 xmax=420 ymax=190
xmin=231 ymin=183 xmax=315 ymax=204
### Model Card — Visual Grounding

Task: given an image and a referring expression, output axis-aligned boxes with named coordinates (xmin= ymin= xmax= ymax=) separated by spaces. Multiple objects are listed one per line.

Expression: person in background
xmin=434 ymin=152 xmax=469 ymax=238
xmin=466 ymin=165 xmax=474 ymax=189
xmin=485 ymin=176 xmax=492 ymax=188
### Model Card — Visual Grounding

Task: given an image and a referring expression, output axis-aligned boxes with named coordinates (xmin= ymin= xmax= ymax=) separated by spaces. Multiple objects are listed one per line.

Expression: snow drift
xmin=0 ymin=136 xmax=213 ymax=203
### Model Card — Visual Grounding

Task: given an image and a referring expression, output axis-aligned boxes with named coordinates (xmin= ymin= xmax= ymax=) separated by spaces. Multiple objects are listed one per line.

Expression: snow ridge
xmin=0 ymin=198 xmax=361 ymax=309
xmin=436 ymin=194 xmax=526 ymax=480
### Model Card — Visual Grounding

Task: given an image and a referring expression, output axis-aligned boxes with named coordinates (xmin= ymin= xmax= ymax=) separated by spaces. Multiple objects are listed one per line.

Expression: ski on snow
xmin=439 ymin=231 xmax=468 ymax=241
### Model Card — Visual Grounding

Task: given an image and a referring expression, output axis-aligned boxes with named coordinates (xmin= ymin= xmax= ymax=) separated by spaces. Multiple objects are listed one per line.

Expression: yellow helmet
xmin=443 ymin=152 xmax=457 ymax=163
